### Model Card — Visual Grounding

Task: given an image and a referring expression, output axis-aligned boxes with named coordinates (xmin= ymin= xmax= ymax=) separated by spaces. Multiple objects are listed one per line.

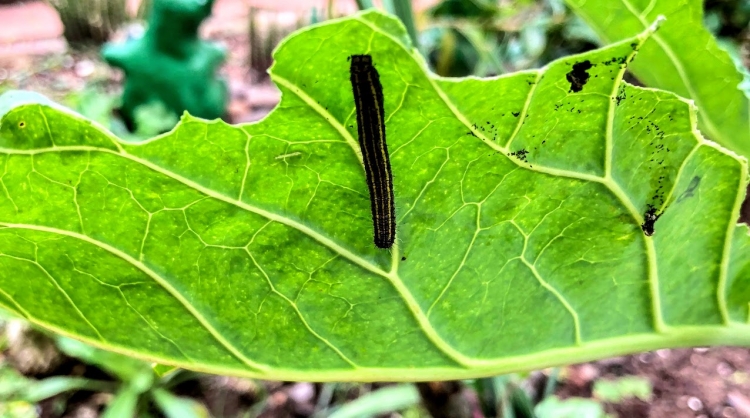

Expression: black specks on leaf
xmin=615 ymin=86 xmax=627 ymax=106
xmin=641 ymin=204 xmax=661 ymax=236
xmin=512 ymin=111 xmax=520 ymax=117
xmin=401 ymin=256 xmax=406 ymax=261
xmin=603 ymin=55 xmax=630 ymax=66
xmin=509 ymin=149 xmax=529 ymax=162
xmin=566 ymin=60 xmax=593 ymax=93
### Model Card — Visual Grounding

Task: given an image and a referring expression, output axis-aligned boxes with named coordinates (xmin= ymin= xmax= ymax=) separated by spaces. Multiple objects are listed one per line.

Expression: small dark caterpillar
xmin=349 ymin=54 xmax=395 ymax=249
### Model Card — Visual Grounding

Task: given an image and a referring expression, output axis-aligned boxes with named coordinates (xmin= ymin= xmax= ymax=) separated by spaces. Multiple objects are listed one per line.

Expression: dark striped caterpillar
xmin=349 ymin=54 xmax=396 ymax=249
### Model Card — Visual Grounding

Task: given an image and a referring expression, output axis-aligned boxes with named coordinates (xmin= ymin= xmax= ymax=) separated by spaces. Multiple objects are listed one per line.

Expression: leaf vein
xmin=0 ymin=223 xmax=269 ymax=372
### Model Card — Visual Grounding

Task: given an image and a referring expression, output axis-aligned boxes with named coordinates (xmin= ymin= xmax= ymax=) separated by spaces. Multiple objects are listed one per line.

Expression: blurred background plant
xmin=247 ymin=7 xmax=306 ymax=81
xmin=45 ymin=0 xmax=129 ymax=46
xmin=0 ymin=308 xmax=212 ymax=417
xmin=419 ymin=0 xmax=598 ymax=77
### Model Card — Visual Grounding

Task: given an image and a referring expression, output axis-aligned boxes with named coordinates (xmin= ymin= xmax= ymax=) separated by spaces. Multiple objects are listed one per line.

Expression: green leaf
xmin=0 ymin=401 xmax=36 ymax=418
xmin=152 ymin=364 xmax=179 ymax=378
xmin=151 ymin=388 xmax=209 ymax=418
xmin=56 ymin=336 xmax=154 ymax=385
xmin=325 ymin=384 xmax=420 ymax=418
xmin=0 ymin=363 xmax=114 ymax=403
xmin=593 ymin=375 xmax=652 ymax=403
xmin=0 ymin=10 xmax=750 ymax=381
xmin=12 ymin=376 xmax=113 ymax=403
xmin=101 ymin=385 xmax=140 ymax=418
xmin=535 ymin=396 xmax=611 ymax=418
xmin=564 ymin=0 xmax=750 ymax=157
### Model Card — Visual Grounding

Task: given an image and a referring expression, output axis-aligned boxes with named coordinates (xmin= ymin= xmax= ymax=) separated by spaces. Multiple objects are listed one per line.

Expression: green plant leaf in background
xmin=56 ymin=335 xmax=154 ymax=383
xmin=593 ymin=375 xmax=652 ymax=403
xmin=324 ymin=384 xmax=420 ymax=418
xmin=564 ymin=0 xmax=750 ymax=158
xmin=1 ymin=10 xmax=750 ymax=381
xmin=535 ymin=396 xmax=611 ymax=418
xmin=0 ymin=363 xmax=114 ymax=404
xmin=151 ymin=388 xmax=209 ymax=418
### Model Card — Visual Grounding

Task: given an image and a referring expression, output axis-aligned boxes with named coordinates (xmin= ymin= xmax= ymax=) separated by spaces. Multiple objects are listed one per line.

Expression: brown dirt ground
xmin=559 ymin=348 xmax=750 ymax=418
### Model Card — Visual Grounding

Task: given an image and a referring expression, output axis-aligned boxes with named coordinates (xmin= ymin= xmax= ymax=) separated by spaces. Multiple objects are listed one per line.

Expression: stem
xmin=355 ymin=0 xmax=374 ymax=10
xmin=391 ymin=0 xmax=420 ymax=49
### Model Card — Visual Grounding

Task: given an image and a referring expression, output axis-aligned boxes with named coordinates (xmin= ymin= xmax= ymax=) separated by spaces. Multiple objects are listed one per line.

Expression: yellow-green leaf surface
xmin=1 ymin=11 xmax=750 ymax=382
xmin=565 ymin=0 xmax=750 ymax=158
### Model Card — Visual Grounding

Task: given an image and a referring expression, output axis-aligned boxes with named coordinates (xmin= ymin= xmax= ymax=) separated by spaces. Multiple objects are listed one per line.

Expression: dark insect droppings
xmin=566 ymin=60 xmax=593 ymax=93
xmin=509 ymin=148 xmax=529 ymax=162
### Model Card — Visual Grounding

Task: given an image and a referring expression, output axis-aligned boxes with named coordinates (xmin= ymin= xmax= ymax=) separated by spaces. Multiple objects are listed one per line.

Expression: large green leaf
xmin=565 ymin=0 xmax=750 ymax=158
xmin=1 ymin=11 xmax=750 ymax=381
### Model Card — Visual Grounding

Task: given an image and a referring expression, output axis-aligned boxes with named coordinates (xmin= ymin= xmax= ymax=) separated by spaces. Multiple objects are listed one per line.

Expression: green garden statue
xmin=102 ymin=0 xmax=228 ymax=132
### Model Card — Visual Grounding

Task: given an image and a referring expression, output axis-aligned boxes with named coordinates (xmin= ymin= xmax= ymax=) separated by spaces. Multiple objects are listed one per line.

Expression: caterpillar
xmin=349 ymin=54 xmax=396 ymax=249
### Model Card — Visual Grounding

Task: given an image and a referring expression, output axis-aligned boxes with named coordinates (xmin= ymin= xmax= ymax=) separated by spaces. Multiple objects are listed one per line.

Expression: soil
xmin=561 ymin=348 xmax=750 ymax=418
